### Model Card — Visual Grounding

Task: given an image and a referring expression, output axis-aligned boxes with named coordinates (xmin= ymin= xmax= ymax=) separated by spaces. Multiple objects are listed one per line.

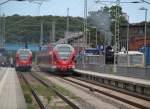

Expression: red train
xmin=37 ymin=44 xmax=76 ymax=73
xmin=15 ymin=49 xmax=32 ymax=71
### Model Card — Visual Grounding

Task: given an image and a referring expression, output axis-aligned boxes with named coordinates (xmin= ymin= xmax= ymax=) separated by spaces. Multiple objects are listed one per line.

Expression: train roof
xmin=116 ymin=51 xmax=143 ymax=55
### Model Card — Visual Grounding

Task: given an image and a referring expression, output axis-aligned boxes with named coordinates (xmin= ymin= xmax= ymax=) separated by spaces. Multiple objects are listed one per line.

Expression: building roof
xmin=121 ymin=21 xmax=150 ymax=28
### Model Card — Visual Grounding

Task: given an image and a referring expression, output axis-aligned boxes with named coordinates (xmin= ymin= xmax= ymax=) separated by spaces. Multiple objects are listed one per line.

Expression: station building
xmin=120 ymin=22 xmax=150 ymax=50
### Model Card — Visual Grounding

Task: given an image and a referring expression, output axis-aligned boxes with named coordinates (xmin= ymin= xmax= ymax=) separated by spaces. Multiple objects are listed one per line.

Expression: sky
xmin=1 ymin=0 xmax=150 ymax=23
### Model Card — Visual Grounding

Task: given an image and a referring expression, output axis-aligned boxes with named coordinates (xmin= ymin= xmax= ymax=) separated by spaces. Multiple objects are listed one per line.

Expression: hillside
xmin=5 ymin=14 xmax=84 ymax=44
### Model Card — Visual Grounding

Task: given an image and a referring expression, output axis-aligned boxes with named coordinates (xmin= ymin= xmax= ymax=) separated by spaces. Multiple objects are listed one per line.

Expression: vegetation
xmin=87 ymin=5 xmax=127 ymax=45
xmin=5 ymin=5 xmax=126 ymax=46
xmin=34 ymin=72 xmax=78 ymax=99
xmin=53 ymin=83 xmax=78 ymax=99
xmin=33 ymin=84 xmax=54 ymax=103
xmin=5 ymin=15 xmax=84 ymax=44
xmin=21 ymin=83 xmax=38 ymax=109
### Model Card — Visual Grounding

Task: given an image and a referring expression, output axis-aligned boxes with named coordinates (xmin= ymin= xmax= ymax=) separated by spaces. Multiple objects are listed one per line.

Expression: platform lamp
xmin=139 ymin=7 xmax=148 ymax=67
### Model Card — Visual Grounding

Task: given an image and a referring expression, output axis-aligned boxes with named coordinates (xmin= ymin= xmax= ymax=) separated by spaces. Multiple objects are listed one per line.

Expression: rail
xmin=30 ymin=72 xmax=81 ymax=109
xmin=20 ymin=73 xmax=46 ymax=109
xmin=61 ymin=76 xmax=150 ymax=109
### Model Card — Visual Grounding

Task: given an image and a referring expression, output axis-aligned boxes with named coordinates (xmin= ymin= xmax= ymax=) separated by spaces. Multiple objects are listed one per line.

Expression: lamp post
xmin=126 ymin=15 xmax=129 ymax=67
xmin=84 ymin=0 xmax=87 ymax=49
xmin=123 ymin=13 xmax=129 ymax=67
xmin=139 ymin=7 xmax=148 ymax=67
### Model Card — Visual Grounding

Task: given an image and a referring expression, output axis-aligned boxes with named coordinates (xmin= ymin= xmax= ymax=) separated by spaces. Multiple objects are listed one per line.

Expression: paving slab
xmin=0 ymin=68 xmax=27 ymax=109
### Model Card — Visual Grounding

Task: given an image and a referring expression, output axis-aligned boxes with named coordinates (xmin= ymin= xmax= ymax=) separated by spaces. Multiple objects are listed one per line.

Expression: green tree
xmin=103 ymin=5 xmax=127 ymax=45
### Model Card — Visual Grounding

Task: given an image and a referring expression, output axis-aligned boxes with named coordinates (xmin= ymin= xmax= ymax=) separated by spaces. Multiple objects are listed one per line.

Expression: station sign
xmin=96 ymin=45 xmax=104 ymax=51
xmin=0 ymin=48 xmax=5 ymax=53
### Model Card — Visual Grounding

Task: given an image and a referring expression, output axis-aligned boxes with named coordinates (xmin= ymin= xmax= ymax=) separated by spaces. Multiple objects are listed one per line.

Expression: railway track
xmin=19 ymin=72 xmax=46 ymax=109
xmin=31 ymin=69 xmax=150 ymax=109
xmin=61 ymin=76 xmax=150 ymax=109
xmin=73 ymin=76 xmax=150 ymax=101
xmin=29 ymin=72 xmax=81 ymax=109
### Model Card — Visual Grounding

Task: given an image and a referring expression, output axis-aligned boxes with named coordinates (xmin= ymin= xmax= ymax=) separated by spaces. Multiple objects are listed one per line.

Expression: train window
xmin=57 ymin=47 xmax=71 ymax=52
xmin=18 ymin=50 xmax=30 ymax=60
xmin=19 ymin=50 xmax=30 ymax=54
xmin=59 ymin=53 xmax=71 ymax=60
xmin=19 ymin=55 xmax=28 ymax=60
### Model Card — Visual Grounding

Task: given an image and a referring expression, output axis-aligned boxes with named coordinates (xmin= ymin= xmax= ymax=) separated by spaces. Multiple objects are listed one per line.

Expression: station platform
xmin=0 ymin=68 xmax=27 ymax=109
xmin=75 ymin=69 xmax=150 ymax=87
xmin=75 ymin=69 xmax=150 ymax=96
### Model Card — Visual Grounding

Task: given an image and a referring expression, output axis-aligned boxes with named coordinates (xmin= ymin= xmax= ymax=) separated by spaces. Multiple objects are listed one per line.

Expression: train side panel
xmin=37 ymin=44 xmax=76 ymax=74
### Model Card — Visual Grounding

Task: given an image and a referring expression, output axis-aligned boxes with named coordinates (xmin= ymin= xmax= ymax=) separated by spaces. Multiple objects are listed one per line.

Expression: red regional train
xmin=15 ymin=49 xmax=32 ymax=71
xmin=37 ymin=44 xmax=76 ymax=73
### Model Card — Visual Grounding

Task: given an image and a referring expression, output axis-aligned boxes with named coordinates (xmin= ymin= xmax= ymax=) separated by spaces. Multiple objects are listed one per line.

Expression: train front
xmin=15 ymin=49 xmax=32 ymax=71
xmin=53 ymin=44 xmax=76 ymax=72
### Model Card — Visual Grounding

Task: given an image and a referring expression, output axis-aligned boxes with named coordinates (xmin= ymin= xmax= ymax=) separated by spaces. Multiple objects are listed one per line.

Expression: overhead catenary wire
xmin=141 ymin=0 xmax=150 ymax=4
xmin=0 ymin=0 xmax=10 ymax=6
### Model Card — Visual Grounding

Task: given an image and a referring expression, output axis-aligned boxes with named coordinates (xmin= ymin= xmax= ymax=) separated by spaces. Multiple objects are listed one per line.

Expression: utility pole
xmin=114 ymin=0 xmax=120 ymax=73
xmin=144 ymin=9 xmax=147 ymax=67
xmin=139 ymin=7 xmax=148 ymax=67
xmin=84 ymin=0 xmax=87 ymax=48
xmin=52 ymin=21 xmax=55 ymax=43
xmin=40 ymin=21 xmax=43 ymax=47
xmin=0 ymin=6 xmax=2 ymax=48
xmin=115 ymin=0 xmax=120 ymax=52
xmin=66 ymin=8 xmax=69 ymax=38
xmin=0 ymin=9 xmax=5 ymax=48
xmin=127 ymin=15 xmax=129 ymax=67
xmin=82 ymin=0 xmax=87 ymax=69
xmin=2 ymin=14 xmax=5 ymax=48
xmin=123 ymin=12 xmax=130 ymax=66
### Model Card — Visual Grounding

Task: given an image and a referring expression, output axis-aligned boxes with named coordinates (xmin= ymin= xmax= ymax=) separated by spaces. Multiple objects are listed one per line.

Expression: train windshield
xmin=130 ymin=54 xmax=143 ymax=64
xmin=58 ymin=53 xmax=71 ymax=60
xmin=57 ymin=47 xmax=71 ymax=52
xmin=55 ymin=45 xmax=74 ymax=60
xmin=19 ymin=50 xmax=30 ymax=60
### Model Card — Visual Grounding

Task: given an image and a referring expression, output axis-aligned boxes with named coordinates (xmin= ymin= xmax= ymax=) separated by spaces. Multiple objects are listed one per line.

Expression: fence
xmin=76 ymin=55 xmax=150 ymax=80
